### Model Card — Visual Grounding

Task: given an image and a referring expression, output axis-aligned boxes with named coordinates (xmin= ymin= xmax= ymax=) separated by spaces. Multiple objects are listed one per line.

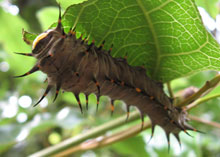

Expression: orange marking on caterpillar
xmin=136 ymin=88 xmax=141 ymax=93
xmin=182 ymin=106 xmax=187 ymax=111
xmin=111 ymin=79 xmax=114 ymax=83
xmin=150 ymin=96 xmax=154 ymax=100
xmin=164 ymin=106 xmax=168 ymax=110
xmin=127 ymin=112 xmax=130 ymax=117
xmin=78 ymin=101 xmax=81 ymax=104
xmin=111 ymin=105 xmax=114 ymax=111
xmin=96 ymin=82 xmax=100 ymax=86
xmin=70 ymin=30 xmax=76 ymax=35
xmin=49 ymin=52 xmax=54 ymax=57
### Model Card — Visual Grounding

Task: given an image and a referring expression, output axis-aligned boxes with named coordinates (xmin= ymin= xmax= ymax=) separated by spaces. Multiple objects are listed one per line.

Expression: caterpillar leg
xmin=14 ymin=64 xmax=40 ymax=78
xmin=53 ymin=81 xmax=61 ymax=102
xmin=93 ymin=78 xmax=100 ymax=95
xmin=55 ymin=4 xmax=64 ymax=33
xmin=147 ymin=123 xmax=155 ymax=145
xmin=93 ymin=78 xmax=101 ymax=112
xmin=96 ymin=95 xmax=100 ymax=112
xmin=107 ymin=44 xmax=113 ymax=54
xmin=140 ymin=114 xmax=145 ymax=131
xmin=14 ymin=52 xmax=33 ymax=57
xmin=126 ymin=105 xmax=130 ymax=122
xmin=110 ymin=99 xmax=114 ymax=116
xmin=173 ymin=133 xmax=181 ymax=148
xmin=165 ymin=132 xmax=171 ymax=152
xmin=98 ymin=40 xmax=105 ymax=50
xmin=85 ymin=94 xmax=89 ymax=110
xmin=34 ymin=84 xmax=53 ymax=107
xmin=75 ymin=94 xmax=83 ymax=114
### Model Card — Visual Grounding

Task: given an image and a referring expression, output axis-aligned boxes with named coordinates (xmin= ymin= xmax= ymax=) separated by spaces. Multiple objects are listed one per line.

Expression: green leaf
xmin=0 ymin=124 xmax=22 ymax=145
xmin=61 ymin=0 xmax=220 ymax=82
xmin=111 ymin=136 xmax=149 ymax=157
xmin=0 ymin=9 xmax=30 ymax=53
xmin=22 ymin=29 xmax=37 ymax=45
xmin=0 ymin=142 xmax=16 ymax=154
xmin=195 ymin=0 xmax=219 ymax=18
xmin=0 ymin=8 xmax=36 ymax=76
xmin=56 ymin=0 xmax=89 ymax=9
xmin=37 ymin=7 xmax=60 ymax=31
xmin=23 ymin=0 xmax=220 ymax=82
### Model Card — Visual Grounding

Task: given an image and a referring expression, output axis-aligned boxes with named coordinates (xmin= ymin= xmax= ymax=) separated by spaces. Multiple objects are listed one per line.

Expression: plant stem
xmin=167 ymin=82 xmax=174 ymax=98
xmin=54 ymin=121 xmax=151 ymax=157
xmin=177 ymin=74 xmax=220 ymax=107
xmin=29 ymin=111 xmax=140 ymax=157
xmin=189 ymin=115 xmax=220 ymax=129
xmin=185 ymin=94 xmax=220 ymax=110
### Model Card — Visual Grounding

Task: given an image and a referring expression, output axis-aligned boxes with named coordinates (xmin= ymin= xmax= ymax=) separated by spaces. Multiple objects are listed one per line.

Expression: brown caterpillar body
xmin=15 ymin=7 xmax=198 ymax=147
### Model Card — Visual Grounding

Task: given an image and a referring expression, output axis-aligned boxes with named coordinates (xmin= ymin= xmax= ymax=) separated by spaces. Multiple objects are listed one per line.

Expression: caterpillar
xmin=15 ymin=6 xmax=198 ymax=148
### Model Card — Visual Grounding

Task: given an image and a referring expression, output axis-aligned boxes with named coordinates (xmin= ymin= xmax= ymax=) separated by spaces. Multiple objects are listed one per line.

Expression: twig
xmin=55 ymin=110 xmax=220 ymax=156
xmin=177 ymin=74 xmax=220 ymax=107
xmin=55 ymin=112 xmax=220 ymax=157
xmin=167 ymin=82 xmax=174 ymax=98
xmin=54 ymin=121 xmax=151 ymax=157
xmin=189 ymin=115 xmax=220 ymax=129
xmin=29 ymin=111 xmax=140 ymax=157
xmin=185 ymin=94 xmax=220 ymax=110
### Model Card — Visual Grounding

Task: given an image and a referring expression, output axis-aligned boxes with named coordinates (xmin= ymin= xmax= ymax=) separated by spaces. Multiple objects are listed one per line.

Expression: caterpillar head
xmin=32 ymin=6 xmax=65 ymax=56
xmin=13 ymin=5 xmax=67 ymax=77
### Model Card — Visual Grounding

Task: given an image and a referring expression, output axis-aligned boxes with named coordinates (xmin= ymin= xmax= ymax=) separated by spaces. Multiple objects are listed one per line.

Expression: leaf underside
xmin=25 ymin=0 xmax=220 ymax=82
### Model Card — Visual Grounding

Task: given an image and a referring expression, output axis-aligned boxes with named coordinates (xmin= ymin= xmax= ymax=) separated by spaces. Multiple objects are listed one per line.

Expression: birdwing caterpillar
xmin=15 ymin=5 xmax=199 ymax=148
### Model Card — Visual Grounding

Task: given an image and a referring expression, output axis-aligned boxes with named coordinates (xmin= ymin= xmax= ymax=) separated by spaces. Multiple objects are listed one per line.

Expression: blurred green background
xmin=0 ymin=0 xmax=220 ymax=156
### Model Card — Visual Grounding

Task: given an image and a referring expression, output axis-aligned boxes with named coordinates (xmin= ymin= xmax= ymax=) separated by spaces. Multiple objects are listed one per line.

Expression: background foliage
xmin=0 ymin=0 xmax=220 ymax=157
